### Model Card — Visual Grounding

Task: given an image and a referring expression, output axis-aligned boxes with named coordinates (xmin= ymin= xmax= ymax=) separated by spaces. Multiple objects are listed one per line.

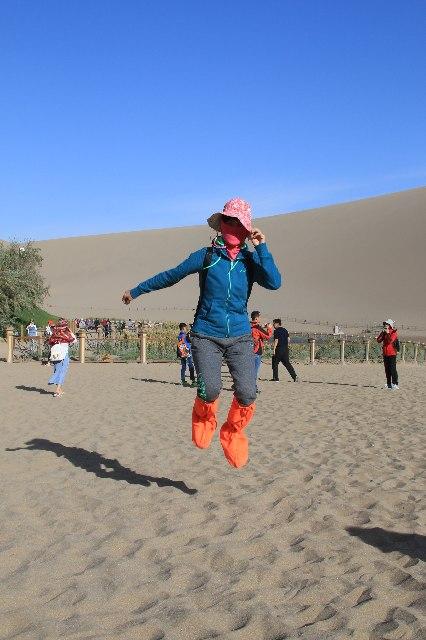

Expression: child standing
xmin=177 ymin=322 xmax=196 ymax=386
xmin=122 ymin=198 xmax=281 ymax=468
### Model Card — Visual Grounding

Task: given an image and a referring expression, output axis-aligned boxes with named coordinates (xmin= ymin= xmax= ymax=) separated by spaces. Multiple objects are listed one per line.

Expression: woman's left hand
xmin=250 ymin=228 xmax=265 ymax=246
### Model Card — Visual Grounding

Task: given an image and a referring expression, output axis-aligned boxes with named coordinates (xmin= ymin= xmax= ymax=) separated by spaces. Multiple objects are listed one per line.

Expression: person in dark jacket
xmin=377 ymin=318 xmax=399 ymax=389
xmin=271 ymin=318 xmax=297 ymax=382
xmin=122 ymin=198 xmax=281 ymax=468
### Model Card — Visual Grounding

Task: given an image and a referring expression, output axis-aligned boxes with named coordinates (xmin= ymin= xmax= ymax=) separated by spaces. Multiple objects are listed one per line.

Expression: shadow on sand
xmin=131 ymin=377 xmax=182 ymax=386
xmin=6 ymin=438 xmax=197 ymax=496
xmin=346 ymin=526 xmax=426 ymax=561
xmin=16 ymin=385 xmax=53 ymax=395
xmin=303 ymin=380 xmax=378 ymax=389
xmin=257 ymin=378 xmax=377 ymax=388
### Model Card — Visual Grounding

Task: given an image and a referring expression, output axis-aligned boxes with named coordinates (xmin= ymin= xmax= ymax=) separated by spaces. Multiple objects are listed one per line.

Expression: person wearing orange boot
xmin=122 ymin=198 xmax=281 ymax=467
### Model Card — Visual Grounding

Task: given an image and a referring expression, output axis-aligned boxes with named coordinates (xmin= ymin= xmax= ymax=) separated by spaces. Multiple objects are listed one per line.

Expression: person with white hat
xmin=377 ymin=319 xmax=399 ymax=389
xmin=122 ymin=198 xmax=281 ymax=468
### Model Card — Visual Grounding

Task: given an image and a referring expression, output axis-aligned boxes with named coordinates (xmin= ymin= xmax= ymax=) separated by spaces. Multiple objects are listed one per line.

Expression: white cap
xmin=384 ymin=319 xmax=395 ymax=328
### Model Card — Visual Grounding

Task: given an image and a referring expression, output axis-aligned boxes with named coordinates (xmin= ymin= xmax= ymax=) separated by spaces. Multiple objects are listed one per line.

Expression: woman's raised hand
xmin=250 ymin=228 xmax=265 ymax=246
xmin=122 ymin=290 xmax=133 ymax=305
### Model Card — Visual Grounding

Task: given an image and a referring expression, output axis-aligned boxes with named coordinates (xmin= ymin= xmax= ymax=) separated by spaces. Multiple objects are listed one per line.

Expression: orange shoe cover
xmin=220 ymin=397 xmax=255 ymax=468
xmin=192 ymin=397 xmax=219 ymax=449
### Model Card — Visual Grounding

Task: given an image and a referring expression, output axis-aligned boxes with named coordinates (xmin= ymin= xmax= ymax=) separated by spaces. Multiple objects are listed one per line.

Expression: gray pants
xmin=191 ymin=333 xmax=256 ymax=406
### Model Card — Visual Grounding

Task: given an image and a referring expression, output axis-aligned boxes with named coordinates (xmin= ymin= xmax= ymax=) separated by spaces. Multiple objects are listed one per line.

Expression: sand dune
xmin=1 ymin=360 xmax=425 ymax=638
xmin=36 ymin=188 xmax=426 ymax=332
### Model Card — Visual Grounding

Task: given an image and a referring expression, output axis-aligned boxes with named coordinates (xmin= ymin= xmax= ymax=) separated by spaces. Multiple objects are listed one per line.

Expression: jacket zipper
xmin=225 ymin=260 xmax=238 ymax=337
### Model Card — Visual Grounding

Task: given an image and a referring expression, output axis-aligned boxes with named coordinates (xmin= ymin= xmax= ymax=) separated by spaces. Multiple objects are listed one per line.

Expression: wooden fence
xmin=4 ymin=327 xmax=426 ymax=365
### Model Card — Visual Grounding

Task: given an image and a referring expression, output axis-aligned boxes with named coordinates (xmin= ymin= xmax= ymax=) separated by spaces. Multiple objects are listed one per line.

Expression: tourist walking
xmin=377 ymin=319 xmax=399 ymax=389
xmin=44 ymin=320 xmax=54 ymax=338
xmin=122 ymin=198 xmax=281 ymax=468
xmin=271 ymin=319 xmax=297 ymax=382
xmin=250 ymin=311 xmax=273 ymax=391
xmin=26 ymin=319 xmax=38 ymax=354
xmin=104 ymin=319 xmax=112 ymax=338
xmin=26 ymin=320 xmax=37 ymax=337
xmin=47 ymin=319 xmax=77 ymax=397
xmin=177 ymin=323 xmax=196 ymax=386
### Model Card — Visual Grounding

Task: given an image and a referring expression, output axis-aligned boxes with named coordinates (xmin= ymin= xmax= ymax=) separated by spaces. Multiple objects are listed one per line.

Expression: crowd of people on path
xmin=36 ymin=197 xmax=401 ymax=469
xmin=74 ymin=317 xmax=113 ymax=336
xmin=73 ymin=317 xmax=153 ymax=337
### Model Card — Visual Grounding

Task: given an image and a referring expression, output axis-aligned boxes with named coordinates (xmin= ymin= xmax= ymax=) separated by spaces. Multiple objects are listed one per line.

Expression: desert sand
xmin=36 ymin=188 xmax=426 ymax=336
xmin=1 ymin=359 xmax=425 ymax=639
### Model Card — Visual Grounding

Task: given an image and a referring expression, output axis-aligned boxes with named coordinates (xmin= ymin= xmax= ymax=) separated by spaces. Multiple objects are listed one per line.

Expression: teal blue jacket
xmin=130 ymin=241 xmax=281 ymax=338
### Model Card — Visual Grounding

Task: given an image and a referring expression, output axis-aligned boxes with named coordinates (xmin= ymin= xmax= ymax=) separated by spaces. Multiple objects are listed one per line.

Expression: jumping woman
xmin=122 ymin=198 xmax=281 ymax=468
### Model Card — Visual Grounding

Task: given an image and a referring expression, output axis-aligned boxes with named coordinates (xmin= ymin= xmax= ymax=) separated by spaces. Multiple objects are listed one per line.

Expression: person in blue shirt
xmin=26 ymin=319 xmax=38 ymax=354
xmin=26 ymin=320 xmax=37 ymax=337
xmin=122 ymin=198 xmax=281 ymax=468
xmin=177 ymin=322 xmax=196 ymax=387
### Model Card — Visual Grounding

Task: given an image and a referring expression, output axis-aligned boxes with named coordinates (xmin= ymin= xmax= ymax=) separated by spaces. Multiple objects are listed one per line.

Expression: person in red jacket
xmin=47 ymin=319 xmax=77 ymax=397
xmin=377 ymin=318 xmax=399 ymax=389
xmin=250 ymin=311 xmax=273 ymax=391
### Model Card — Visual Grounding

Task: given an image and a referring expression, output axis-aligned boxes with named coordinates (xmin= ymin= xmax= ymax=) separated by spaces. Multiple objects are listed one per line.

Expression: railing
xmin=4 ymin=327 xmax=426 ymax=365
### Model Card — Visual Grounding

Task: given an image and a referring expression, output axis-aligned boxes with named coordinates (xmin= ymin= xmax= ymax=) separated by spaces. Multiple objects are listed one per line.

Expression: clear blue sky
xmin=1 ymin=0 xmax=425 ymax=240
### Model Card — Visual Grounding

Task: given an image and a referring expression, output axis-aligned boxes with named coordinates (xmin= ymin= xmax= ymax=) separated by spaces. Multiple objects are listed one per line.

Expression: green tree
xmin=0 ymin=241 xmax=49 ymax=331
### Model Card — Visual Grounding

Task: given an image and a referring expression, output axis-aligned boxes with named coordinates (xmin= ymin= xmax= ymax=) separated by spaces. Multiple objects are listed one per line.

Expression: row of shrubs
xmin=77 ymin=335 xmax=424 ymax=364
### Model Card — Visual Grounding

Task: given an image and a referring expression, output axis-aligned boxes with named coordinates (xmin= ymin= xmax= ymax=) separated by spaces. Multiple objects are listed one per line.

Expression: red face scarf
xmin=220 ymin=220 xmax=249 ymax=260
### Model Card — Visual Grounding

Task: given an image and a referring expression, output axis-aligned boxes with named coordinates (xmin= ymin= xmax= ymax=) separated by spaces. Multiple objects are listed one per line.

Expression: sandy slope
xmin=36 ymin=188 xmax=426 ymax=333
xmin=1 ymin=360 xmax=425 ymax=639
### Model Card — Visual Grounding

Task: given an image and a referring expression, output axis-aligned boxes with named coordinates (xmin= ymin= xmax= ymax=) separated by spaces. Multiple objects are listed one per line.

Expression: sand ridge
xmin=0 ymin=360 xmax=425 ymax=639
xmin=35 ymin=188 xmax=426 ymax=332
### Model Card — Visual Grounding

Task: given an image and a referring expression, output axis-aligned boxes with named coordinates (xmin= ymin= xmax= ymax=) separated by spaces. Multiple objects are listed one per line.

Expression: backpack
xmin=394 ymin=338 xmax=400 ymax=352
xmin=177 ymin=338 xmax=190 ymax=359
xmin=194 ymin=247 xmax=214 ymax=320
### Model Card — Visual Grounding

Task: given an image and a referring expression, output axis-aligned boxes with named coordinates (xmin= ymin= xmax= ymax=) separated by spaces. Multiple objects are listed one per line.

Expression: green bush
xmin=0 ymin=241 xmax=49 ymax=331
xmin=14 ymin=306 xmax=59 ymax=331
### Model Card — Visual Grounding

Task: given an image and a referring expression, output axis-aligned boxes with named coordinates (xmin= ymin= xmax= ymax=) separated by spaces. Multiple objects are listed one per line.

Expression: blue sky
xmin=1 ymin=0 xmax=425 ymax=240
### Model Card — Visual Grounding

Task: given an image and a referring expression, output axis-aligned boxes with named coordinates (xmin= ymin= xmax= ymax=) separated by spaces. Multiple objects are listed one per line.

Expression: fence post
xmin=20 ymin=324 xmax=24 ymax=339
xmin=340 ymin=338 xmax=345 ymax=364
xmin=37 ymin=335 xmax=43 ymax=360
xmin=78 ymin=329 xmax=86 ymax=363
xmin=140 ymin=333 xmax=147 ymax=364
xmin=364 ymin=339 xmax=370 ymax=363
xmin=413 ymin=342 xmax=419 ymax=365
xmin=6 ymin=327 xmax=14 ymax=363
xmin=308 ymin=338 xmax=316 ymax=365
xmin=401 ymin=342 xmax=406 ymax=362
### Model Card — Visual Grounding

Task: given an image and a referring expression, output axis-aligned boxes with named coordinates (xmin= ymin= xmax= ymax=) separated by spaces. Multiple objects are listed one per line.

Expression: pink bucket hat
xmin=207 ymin=198 xmax=252 ymax=233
